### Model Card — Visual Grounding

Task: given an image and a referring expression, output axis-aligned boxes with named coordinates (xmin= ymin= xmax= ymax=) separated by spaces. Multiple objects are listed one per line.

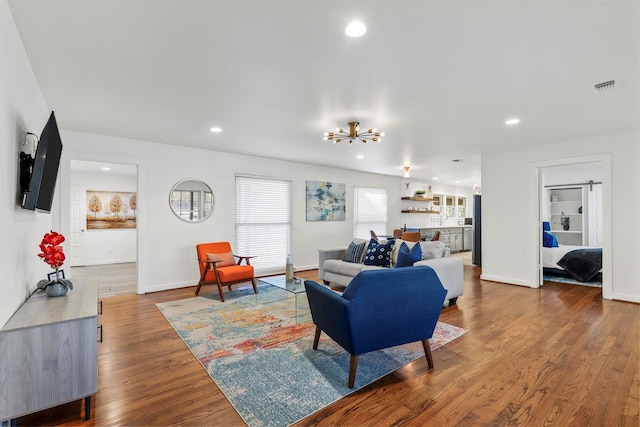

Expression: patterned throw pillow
xmin=395 ymin=241 xmax=422 ymax=267
xmin=343 ymin=241 xmax=367 ymax=263
xmin=363 ymin=238 xmax=395 ymax=267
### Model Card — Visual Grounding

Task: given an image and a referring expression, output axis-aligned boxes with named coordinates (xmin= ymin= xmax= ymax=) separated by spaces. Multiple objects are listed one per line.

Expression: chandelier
xmin=323 ymin=121 xmax=384 ymax=144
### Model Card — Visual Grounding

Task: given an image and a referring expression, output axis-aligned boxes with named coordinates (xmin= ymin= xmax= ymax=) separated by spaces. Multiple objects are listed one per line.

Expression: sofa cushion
xmin=324 ymin=259 xmax=365 ymax=277
xmin=363 ymin=238 xmax=395 ymax=267
xmin=343 ymin=241 xmax=367 ymax=263
xmin=395 ymin=241 xmax=423 ymax=267
xmin=419 ymin=241 xmax=446 ymax=260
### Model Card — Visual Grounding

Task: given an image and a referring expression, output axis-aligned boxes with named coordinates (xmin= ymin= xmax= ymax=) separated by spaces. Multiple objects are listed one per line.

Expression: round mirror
xmin=169 ymin=179 xmax=215 ymax=222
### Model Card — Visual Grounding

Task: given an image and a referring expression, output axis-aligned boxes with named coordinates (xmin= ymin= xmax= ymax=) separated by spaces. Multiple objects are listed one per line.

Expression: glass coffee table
xmin=259 ymin=275 xmax=308 ymax=323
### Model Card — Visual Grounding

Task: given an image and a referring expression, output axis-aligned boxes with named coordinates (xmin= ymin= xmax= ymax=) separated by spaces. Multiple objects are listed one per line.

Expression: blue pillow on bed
xmin=543 ymin=231 xmax=559 ymax=248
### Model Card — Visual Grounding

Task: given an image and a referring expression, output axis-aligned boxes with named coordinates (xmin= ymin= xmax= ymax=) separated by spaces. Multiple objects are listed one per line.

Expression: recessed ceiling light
xmin=356 ymin=155 xmax=364 ymax=159
xmin=455 ymin=181 xmax=460 ymax=184
xmin=102 ymin=167 xmax=111 ymax=171
xmin=432 ymin=177 xmax=439 ymax=180
xmin=345 ymin=21 xmax=366 ymax=37
xmin=505 ymin=118 xmax=521 ymax=125
xmin=210 ymin=127 xmax=222 ymax=133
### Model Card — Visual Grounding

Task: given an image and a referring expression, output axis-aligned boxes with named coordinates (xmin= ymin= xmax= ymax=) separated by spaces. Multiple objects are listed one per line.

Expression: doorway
xmin=68 ymin=160 xmax=138 ymax=296
xmin=536 ymin=155 xmax=612 ymax=299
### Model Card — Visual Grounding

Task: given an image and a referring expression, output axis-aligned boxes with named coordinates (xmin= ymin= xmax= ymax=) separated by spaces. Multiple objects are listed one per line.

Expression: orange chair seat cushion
xmin=202 ymin=265 xmax=254 ymax=283
xmin=207 ymin=251 xmax=236 ymax=267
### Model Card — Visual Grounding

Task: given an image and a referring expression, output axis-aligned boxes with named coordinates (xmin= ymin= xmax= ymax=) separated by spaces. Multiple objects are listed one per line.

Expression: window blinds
xmin=353 ymin=187 xmax=387 ymax=240
xmin=235 ymin=175 xmax=292 ymax=275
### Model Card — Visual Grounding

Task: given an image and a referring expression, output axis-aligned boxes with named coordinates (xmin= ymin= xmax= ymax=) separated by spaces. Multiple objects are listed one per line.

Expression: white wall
xmin=59 ymin=130 xmax=413 ymax=294
xmin=481 ymin=130 xmax=640 ymax=303
xmin=70 ymin=169 xmax=137 ymax=265
xmin=0 ymin=0 xmax=52 ymax=327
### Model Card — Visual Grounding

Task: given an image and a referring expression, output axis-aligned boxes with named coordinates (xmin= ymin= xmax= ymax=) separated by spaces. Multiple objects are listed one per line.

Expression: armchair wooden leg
xmin=216 ymin=281 xmax=225 ymax=302
xmin=313 ymin=326 xmax=321 ymax=350
xmin=422 ymin=339 xmax=434 ymax=369
xmin=251 ymin=277 xmax=258 ymax=294
xmin=195 ymin=281 xmax=203 ymax=295
xmin=348 ymin=355 xmax=358 ymax=388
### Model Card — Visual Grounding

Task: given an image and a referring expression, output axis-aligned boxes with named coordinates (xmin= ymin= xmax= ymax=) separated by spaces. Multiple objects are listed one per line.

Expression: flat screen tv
xmin=21 ymin=111 xmax=63 ymax=212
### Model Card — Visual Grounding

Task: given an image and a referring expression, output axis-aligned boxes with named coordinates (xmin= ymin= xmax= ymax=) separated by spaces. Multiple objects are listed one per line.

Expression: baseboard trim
xmin=480 ymin=274 xmax=536 ymax=288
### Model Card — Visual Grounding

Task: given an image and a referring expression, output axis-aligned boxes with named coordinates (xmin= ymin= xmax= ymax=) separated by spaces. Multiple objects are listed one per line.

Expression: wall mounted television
xmin=21 ymin=111 xmax=63 ymax=212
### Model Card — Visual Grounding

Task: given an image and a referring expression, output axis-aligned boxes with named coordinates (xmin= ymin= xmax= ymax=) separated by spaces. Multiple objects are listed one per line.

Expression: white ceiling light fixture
xmin=345 ymin=21 xmax=366 ymax=37
xmin=102 ymin=167 xmax=111 ymax=171
xmin=210 ymin=127 xmax=222 ymax=133
xmin=323 ymin=121 xmax=384 ymax=144
xmin=356 ymin=155 xmax=365 ymax=159
xmin=505 ymin=118 xmax=521 ymax=125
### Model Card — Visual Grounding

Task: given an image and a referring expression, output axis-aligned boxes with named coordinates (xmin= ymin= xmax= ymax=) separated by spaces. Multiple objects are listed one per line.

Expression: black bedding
xmin=556 ymin=248 xmax=602 ymax=282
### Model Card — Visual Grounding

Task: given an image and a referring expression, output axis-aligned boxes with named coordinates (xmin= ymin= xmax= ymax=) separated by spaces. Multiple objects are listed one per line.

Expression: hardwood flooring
xmin=71 ymin=262 xmax=137 ymax=298
xmin=18 ymin=255 xmax=639 ymax=426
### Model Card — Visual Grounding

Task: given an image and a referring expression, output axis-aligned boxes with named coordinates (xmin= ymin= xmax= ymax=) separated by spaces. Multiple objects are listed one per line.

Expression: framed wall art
xmin=86 ymin=190 xmax=137 ymax=230
xmin=305 ymin=180 xmax=345 ymax=221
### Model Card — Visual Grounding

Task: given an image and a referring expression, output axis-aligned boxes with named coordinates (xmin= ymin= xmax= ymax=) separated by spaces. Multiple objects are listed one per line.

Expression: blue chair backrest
xmin=341 ymin=266 xmax=447 ymax=354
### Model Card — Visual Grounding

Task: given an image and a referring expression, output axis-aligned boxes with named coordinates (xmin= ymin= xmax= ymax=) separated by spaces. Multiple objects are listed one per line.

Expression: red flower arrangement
xmin=37 ymin=231 xmax=72 ymax=292
xmin=38 ymin=231 xmax=65 ymax=270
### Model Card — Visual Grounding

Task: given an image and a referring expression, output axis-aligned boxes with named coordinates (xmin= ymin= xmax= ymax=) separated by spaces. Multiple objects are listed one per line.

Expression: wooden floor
xmin=71 ymin=262 xmax=137 ymax=298
xmin=19 ymin=255 xmax=639 ymax=426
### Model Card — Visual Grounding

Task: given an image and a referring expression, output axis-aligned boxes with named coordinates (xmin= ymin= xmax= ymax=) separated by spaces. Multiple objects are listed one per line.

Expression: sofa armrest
xmin=319 ymin=248 xmax=346 ymax=280
xmin=414 ymin=256 xmax=463 ymax=301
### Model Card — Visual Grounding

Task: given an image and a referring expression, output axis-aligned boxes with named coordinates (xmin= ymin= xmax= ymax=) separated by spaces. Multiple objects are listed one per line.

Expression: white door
xmin=588 ymin=183 xmax=603 ymax=246
xmin=70 ymin=186 xmax=87 ymax=266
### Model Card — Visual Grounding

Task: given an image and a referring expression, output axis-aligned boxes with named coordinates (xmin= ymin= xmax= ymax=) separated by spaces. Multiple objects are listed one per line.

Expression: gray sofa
xmin=319 ymin=239 xmax=464 ymax=306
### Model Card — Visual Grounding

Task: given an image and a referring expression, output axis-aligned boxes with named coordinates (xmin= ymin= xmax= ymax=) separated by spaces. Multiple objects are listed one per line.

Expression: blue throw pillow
xmin=543 ymin=231 xmax=559 ymax=248
xmin=363 ymin=238 xmax=395 ymax=267
xmin=395 ymin=241 xmax=422 ymax=268
xmin=343 ymin=241 xmax=366 ymax=263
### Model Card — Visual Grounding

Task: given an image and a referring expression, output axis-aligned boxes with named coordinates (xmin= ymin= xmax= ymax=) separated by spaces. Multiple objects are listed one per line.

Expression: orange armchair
xmin=195 ymin=242 xmax=258 ymax=301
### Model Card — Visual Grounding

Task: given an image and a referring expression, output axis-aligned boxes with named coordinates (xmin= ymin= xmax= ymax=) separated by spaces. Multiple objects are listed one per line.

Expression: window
xmin=235 ymin=175 xmax=292 ymax=275
xmin=171 ymin=190 xmax=202 ymax=221
xmin=354 ymin=187 xmax=387 ymax=239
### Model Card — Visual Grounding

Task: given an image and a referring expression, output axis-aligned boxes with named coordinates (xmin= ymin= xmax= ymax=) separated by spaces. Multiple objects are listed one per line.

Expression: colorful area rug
xmin=157 ymin=284 xmax=467 ymax=427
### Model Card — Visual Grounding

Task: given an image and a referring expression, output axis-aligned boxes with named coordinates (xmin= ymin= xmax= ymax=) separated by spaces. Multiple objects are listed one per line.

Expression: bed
xmin=543 ymin=245 xmax=602 ymax=282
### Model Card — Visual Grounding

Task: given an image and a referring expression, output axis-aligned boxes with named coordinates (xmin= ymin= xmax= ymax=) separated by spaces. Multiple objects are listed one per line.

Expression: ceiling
xmin=8 ymin=1 xmax=640 ymax=187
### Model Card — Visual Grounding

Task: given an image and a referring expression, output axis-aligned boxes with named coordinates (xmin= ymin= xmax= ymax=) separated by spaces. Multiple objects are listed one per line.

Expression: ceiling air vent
xmin=593 ymin=79 xmax=618 ymax=94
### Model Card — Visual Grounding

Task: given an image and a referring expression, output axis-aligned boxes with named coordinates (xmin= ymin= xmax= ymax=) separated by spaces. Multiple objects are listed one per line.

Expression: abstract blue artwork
xmin=305 ymin=180 xmax=346 ymax=221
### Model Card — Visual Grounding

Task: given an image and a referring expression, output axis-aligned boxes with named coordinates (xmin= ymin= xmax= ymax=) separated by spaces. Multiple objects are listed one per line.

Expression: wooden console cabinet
xmin=0 ymin=280 xmax=98 ymax=423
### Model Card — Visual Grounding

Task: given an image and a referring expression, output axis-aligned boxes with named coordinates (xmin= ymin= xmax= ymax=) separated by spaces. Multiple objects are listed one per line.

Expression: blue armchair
xmin=304 ymin=266 xmax=447 ymax=388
